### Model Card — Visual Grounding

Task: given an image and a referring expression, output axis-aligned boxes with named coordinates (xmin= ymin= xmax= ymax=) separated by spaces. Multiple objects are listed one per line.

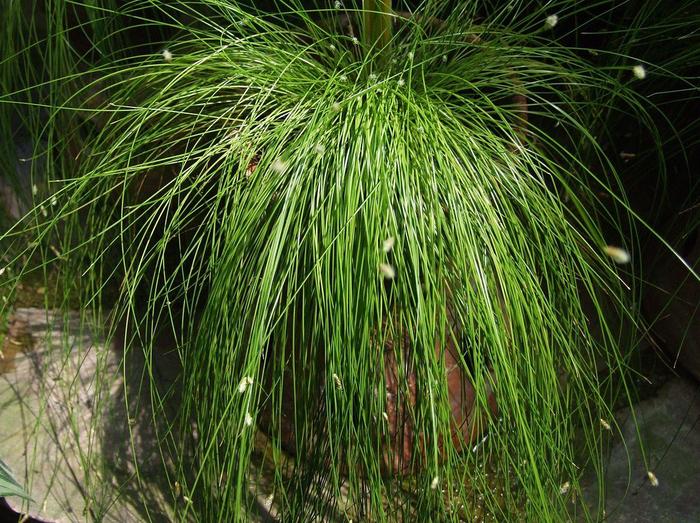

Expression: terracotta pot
xmin=382 ymin=325 xmax=498 ymax=475
xmin=258 ymin=309 xmax=498 ymax=477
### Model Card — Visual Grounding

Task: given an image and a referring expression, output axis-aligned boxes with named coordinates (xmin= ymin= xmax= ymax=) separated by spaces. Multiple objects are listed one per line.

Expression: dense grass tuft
xmin=2 ymin=1 xmax=697 ymax=521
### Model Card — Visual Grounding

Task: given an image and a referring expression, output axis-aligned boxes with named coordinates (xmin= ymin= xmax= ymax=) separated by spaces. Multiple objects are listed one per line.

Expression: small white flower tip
xmin=40 ymin=205 xmax=47 ymax=217
xmin=332 ymin=102 xmax=342 ymax=112
xmin=382 ymin=236 xmax=395 ymax=253
xmin=334 ymin=0 xmax=342 ymax=8
xmin=32 ymin=184 xmax=38 ymax=196
xmin=183 ymin=495 xmax=193 ymax=504
xmin=314 ymin=143 xmax=325 ymax=154
xmin=0 ymin=267 xmax=6 ymax=276
xmin=263 ymin=493 xmax=274 ymax=509
xmin=271 ymin=158 xmax=288 ymax=174
xmin=647 ymin=471 xmax=659 ymax=487
xmin=407 ymin=51 xmax=414 ymax=60
xmin=50 ymin=195 xmax=57 ymax=206
xmin=430 ymin=476 xmax=439 ymax=490
xmin=339 ymin=74 xmax=348 ymax=82
xmin=162 ymin=49 xmax=173 ymax=62
xmin=397 ymin=78 xmax=405 ymax=87
xmin=379 ymin=263 xmax=395 ymax=279
xmin=329 ymin=44 xmax=336 ymax=51
xmin=603 ymin=245 xmax=631 ymax=264
xmin=441 ymin=54 xmax=448 ymax=63
xmin=237 ymin=376 xmax=253 ymax=393
xmin=244 ymin=412 xmax=254 ymax=427
xmin=369 ymin=73 xmax=378 ymax=82
xmin=633 ymin=64 xmax=646 ymax=80
xmin=560 ymin=481 xmax=571 ymax=495
xmin=332 ymin=373 xmax=343 ymax=390
xmin=382 ymin=412 xmax=389 ymax=421
xmin=545 ymin=14 xmax=559 ymax=29
xmin=352 ymin=36 xmax=359 ymax=45
xmin=600 ymin=418 xmax=612 ymax=431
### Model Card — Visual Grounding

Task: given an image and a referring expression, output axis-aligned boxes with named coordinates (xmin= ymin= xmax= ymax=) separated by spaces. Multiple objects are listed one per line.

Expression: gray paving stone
xmin=3 ymin=308 xmax=699 ymax=522
xmin=0 ymin=308 xmax=174 ymax=522
xmin=593 ymin=376 xmax=700 ymax=522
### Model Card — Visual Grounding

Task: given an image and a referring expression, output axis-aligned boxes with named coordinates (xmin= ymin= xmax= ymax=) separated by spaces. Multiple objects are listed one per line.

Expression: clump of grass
xmin=2 ymin=1 xmax=696 ymax=521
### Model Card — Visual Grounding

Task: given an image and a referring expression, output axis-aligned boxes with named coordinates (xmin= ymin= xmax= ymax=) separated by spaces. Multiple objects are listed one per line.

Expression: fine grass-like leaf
xmin=0 ymin=458 xmax=31 ymax=501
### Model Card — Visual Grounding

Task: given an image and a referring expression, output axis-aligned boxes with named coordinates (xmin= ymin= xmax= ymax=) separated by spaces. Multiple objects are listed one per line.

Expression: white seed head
xmin=441 ymin=54 xmax=448 ymax=63
xmin=174 ymin=481 xmax=181 ymax=496
xmin=471 ymin=434 xmax=488 ymax=453
xmin=329 ymin=44 xmax=336 ymax=51
xmin=633 ymin=64 xmax=646 ymax=80
xmin=382 ymin=236 xmax=395 ymax=253
xmin=40 ymin=205 xmax=47 ymax=217
xmin=600 ymin=418 xmax=612 ymax=431
xmin=162 ymin=49 xmax=173 ymax=62
xmin=352 ymin=36 xmax=359 ymax=45
xmin=237 ymin=376 xmax=253 ymax=393
xmin=0 ymin=267 xmax=5 ymax=276
xmin=314 ymin=143 xmax=326 ymax=154
xmin=244 ymin=412 xmax=254 ymax=427
xmin=334 ymin=1 xmax=342 ymax=8
xmin=183 ymin=495 xmax=193 ymax=504
xmin=430 ymin=476 xmax=439 ymax=490
xmin=397 ymin=78 xmax=405 ymax=87
xmin=560 ymin=481 xmax=571 ymax=495
xmin=382 ymin=412 xmax=389 ymax=421
xmin=339 ymin=74 xmax=348 ymax=82
xmin=332 ymin=102 xmax=342 ymax=112
xmin=379 ymin=263 xmax=395 ymax=279
xmin=545 ymin=14 xmax=559 ymax=29
xmin=332 ymin=373 xmax=343 ymax=390
xmin=647 ymin=471 xmax=659 ymax=487
xmin=271 ymin=158 xmax=288 ymax=174
xmin=32 ymin=184 xmax=38 ymax=196
xmin=603 ymin=245 xmax=631 ymax=264
xmin=369 ymin=73 xmax=378 ymax=82
xmin=50 ymin=195 xmax=57 ymax=206
xmin=263 ymin=493 xmax=274 ymax=509
xmin=407 ymin=51 xmax=414 ymax=60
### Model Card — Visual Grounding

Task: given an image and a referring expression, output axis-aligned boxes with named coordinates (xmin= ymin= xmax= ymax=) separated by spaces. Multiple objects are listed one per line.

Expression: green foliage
xmin=0 ymin=458 xmax=30 ymax=501
xmin=0 ymin=1 xmax=697 ymax=522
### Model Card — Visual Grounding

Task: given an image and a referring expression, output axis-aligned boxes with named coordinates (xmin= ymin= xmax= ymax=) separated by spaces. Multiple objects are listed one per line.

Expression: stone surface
xmin=591 ymin=376 xmax=700 ymax=522
xmin=0 ymin=308 xmax=175 ymax=522
xmin=3 ymin=308 xmax=699 ymax=522
xmin=0 ymin=308 xmax=285 ymax=522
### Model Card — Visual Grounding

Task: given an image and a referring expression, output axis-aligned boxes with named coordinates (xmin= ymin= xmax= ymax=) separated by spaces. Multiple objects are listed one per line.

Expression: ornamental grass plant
xmin=1 ymin=1 xmax=698 ymax=521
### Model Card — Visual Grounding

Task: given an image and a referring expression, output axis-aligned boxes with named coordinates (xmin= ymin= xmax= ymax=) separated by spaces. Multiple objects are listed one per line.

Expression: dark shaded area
xmin=0 ymin=498 xmax=50 ymax=523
